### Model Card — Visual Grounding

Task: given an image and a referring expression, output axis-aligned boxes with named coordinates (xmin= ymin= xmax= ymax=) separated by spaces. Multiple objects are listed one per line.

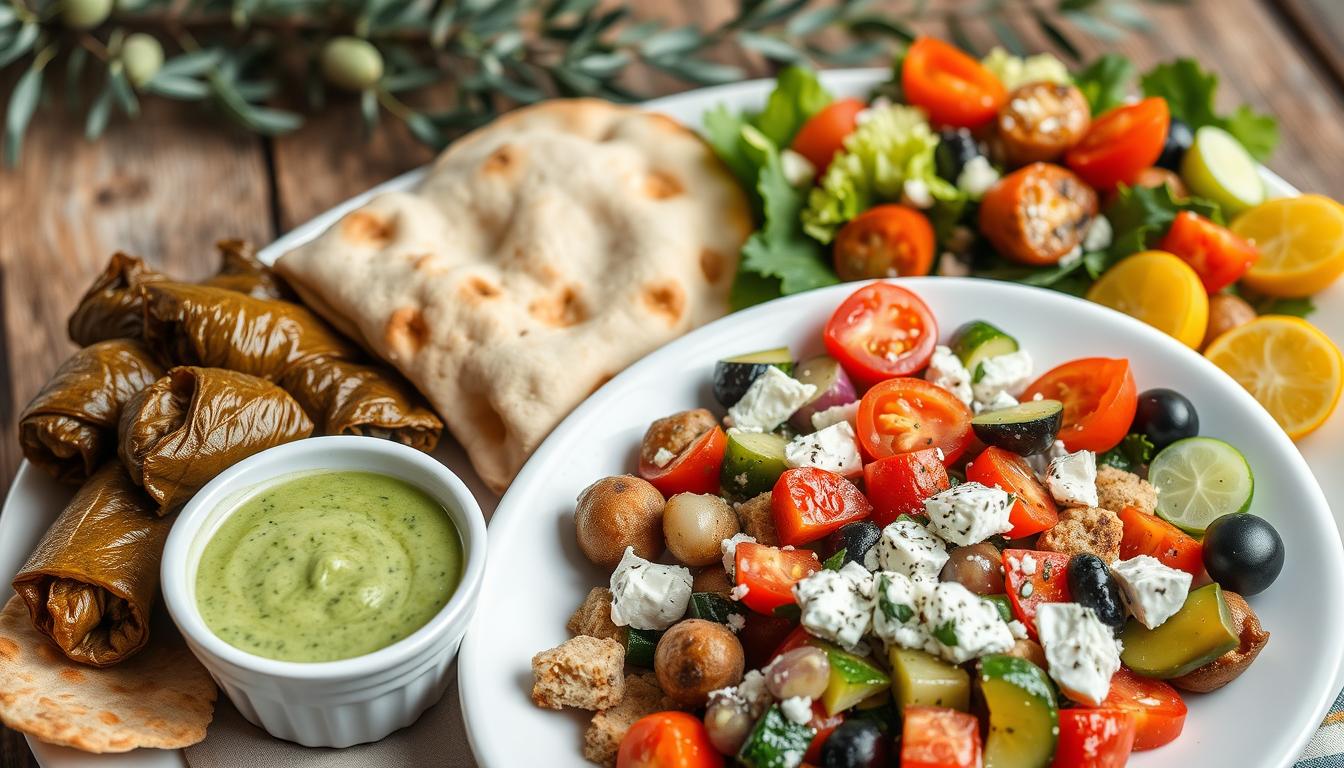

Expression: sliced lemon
xmin=1087 ymin=250 xmax=1209 ymax=349
xmin=1233 ymin=194 xmax=1344 ymax=297
xmin=1204 ymin=316 xmax=1344 ymax=439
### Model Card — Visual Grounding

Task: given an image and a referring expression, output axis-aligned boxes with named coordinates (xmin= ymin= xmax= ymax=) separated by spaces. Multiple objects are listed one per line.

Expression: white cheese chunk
xmin=973 ymin=390 xmax=1019 ymax=414
xmin=923 ymin=482 xmax=1014 ymax=546
xmin=708 ymin=668 xmax=771 ymax=719
xmin=811 ymin=401 xmax=859 ymax=432
xmin=780 ymin=696 xmax=813 ymax=725
xmin=727 ymin=367 xmax=816 ymax=433
xmin=917 ymin=581 xmax=1016 ymax=664
xmin=957 ymin=155 xmax=1001 ymax=200
xmin=926 ymin=345 xmax=973 ymax=406
xmin=871 ymin=571 xmax=931 ymax=651
xmin=876 ymin=519 xmax=949 ymax=583
xmin=903 ymin=178 xmax=934 ymax=209
xmin=780 ymin=149 xmax=817 ymax=188
xmin=609 ymin=547 xmax=693 ymax=631
xmin=784 ymin=421 xmax=863 ymax=477
xmin=971 ymin=350 xmax=1034 ymax=406
xmin=1036 ymin=603 xmax=1122 ymax=705
xmin=793 ymin=562 xmax=875 ymax=649
xmin=1046 ymin=449 xmax=1099 ymax=508
xmin=1111 ymin=555 xmax=1192 ymax=629
xmin=721 ymin=533 xmax=756 ymax=579
xmin=652 ymin=447 xmax=676 ymax=468
xmin=1083 ymin=214 xmax=1113 ymax=252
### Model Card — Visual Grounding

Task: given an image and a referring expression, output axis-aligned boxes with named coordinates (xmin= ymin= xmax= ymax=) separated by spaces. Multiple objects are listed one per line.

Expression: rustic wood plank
xmin=1275 ymin=0 xmax=1344 ymax=92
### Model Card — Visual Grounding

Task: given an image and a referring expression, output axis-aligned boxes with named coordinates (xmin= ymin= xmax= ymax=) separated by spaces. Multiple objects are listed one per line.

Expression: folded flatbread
xmin=276 ymin=99 xmax=751 ymax=492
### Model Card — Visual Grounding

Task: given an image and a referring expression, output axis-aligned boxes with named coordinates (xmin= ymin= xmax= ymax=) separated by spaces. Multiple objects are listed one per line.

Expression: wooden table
xmin=3 ymin=0 xmax=1343 ymax=764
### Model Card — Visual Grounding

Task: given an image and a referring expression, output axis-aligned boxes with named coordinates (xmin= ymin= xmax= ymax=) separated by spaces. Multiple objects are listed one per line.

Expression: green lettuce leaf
xmin=752 ymin=65 xmax=832 ymax=148
xmin=1073 ymin=54 xmax=1134 ymax=115
xmin=1140 ymin=59 xmax=1279 ymax=161
xmin=701 ymin=104 xmax=758 ymax=192
xmin=1098 ymin=182 xmax=1223 ymax=271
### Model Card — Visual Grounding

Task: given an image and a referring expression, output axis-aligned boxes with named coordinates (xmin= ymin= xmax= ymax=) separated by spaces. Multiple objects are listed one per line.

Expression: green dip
xmin=196 ymin=470 xmax=462 ymax=662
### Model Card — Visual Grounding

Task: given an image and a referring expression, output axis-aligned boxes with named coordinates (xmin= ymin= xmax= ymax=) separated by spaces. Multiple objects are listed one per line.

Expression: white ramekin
xmin=161 ymin=435 xmax=487 ymax=748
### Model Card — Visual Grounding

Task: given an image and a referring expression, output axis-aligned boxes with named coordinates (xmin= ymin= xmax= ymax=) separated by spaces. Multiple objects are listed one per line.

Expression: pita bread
xmin=277 ymin=99 xmax=751 ymax=492
xmin=0 ymin=595 xmax=216 ymax=752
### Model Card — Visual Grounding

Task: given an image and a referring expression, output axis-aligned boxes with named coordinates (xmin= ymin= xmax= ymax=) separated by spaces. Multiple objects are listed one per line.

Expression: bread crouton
xmin=583 ymin=672 xmax=679 ymax=766
xmin=734 ymin=492 xmax=778 ymax=545
xmin=1038 ymin=506 xmax=1123 ymax=563
xmin=568 ymin=587 xmax=626 ymax=643
xmin=1096 ymin=465 xmax=1159 ymax=516
xmin=531 ymin=635 xmax=625 ymax=711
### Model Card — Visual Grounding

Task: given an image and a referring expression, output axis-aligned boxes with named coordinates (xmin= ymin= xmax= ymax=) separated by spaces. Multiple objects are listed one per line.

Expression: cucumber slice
xmin=1120 ymin=583 xmax=1239 ymax=678
xmin=951 ymin=321 xmax=1019 ymax=374
xmin=977 ymin=654 xmax=1058 ymax=768
xmin=688 ymin=592 xmax=738 ymax=624
xmin=971 ymin=399 xmax=1064 ymax=456
xmin=889 ymin=646 xmax=970 ymax=711
xmin=737 ymin=704 xmax=815 ymax=768
xmin=721 ymin=431 xmax=789 ymax=500
xmin=1181 ymin=125 xmax=1264 ymax=215
xmin=713 ymin=347 xmax=794 ymax=408
xmin=624 ymin=628 xmax=661 ymax=668
xmin=982 ymin=594 xmax=1013 ymax=624
xmin=1148 ymin=437 xmax=1254 ymax=534
xmin=807 ymin=640 xmax=891 ymax=715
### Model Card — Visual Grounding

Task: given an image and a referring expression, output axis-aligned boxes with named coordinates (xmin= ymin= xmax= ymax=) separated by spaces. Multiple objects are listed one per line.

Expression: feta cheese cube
xmin=780 ymin=696 xmax=813 ymax=725
xmin=973 ymin=390 xmax=1019 ymax=414
xmin=1036 ymin=603 xmax=1122 ymax=705
xmin=811 ymin=401 xmax=859 ymax=432
xmin=923 ymin=482 xmax=1014 ymax=546
xmin=652 ymin=447 xmax=676 ymax=468
xmin=727 ymin=367 xmax=817 ymax=433
xmin=903 ymin=178 xmax=934 ymax=209
xmin=957 ymin=155 xmax=1000 ymax=200
xmin=871 ymin=571 xmax=931 ymax=651
xmin=1027 ymin=439 xmax=1069 ymax=480
xmin=876 ymin=519 xmax=949 ymax=582
xmin=918 ymin=581 xmax=1015 ymax=664
xmin=926 ymin=345 xmax=973 ymax=406
xmin=780 ymin=149 xmax=816 ymax=188
xmin=971 ymin=350 xmax=1034 ymax=406
xmin=721 ymin=533 xmax=756 ymax=578
xmin=609 ymin=547 xmax=693 ymax=631
xmin=785 ymin=421 xmax=863 ymax=477
xmin=1046 ymin=449 xmax=1099 ymax=508
xmin=1111 ymin=555 xmax=1192 ymax=629
xmin=1083 ymin=214 xmax=1113 ymax=252
xmin=793 ymin=563 xmax=875 ymax=649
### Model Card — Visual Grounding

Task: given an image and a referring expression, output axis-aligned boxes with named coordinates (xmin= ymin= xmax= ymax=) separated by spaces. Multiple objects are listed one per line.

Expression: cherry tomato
xmin=639 ymin=426 xmax=727 ymax=497
xmin=1083 ymin=667 xmax=1187 ymax=751
xmin=979 ymin=162 xmax=1098 ymax=266
xmin=617 ymin=711 xmax=723 ymax=768
xmin=734 ymin=542 xmax=822 ymax=615
xmin=1066 ymin=97 xmax=1170 ymax=189
xmin=965 ymin=446 xmax=1059 ymax=538
xmin=902 ymin=37 xmax=1007 ymax=129
xmin=804 ymin=701 xmax=845 ymax=763
xmin=1052 ymin=709 xmax=1137 ymax=768
xmin=833 ymin=204 xmax=936 ymax=281
xmin=900 ymin=706 xmax=983 ymax=768
xmin=823 ymin=283 xmax=939 ymax=387
xmin=772 ymin=466 xmax=873 ymax=546
xmin=1021 ymin=358 xmax=1138 ymax=453
xmin=863 ymin=448 xmax=949 ymax=527
xmin=1158 ymin=211 xmax=1260 ymax=294
xmin=1002 ymin=548 xmax=1072 ymax=638
xmin=856 ymin=378 xmax=974 ymax=464
xmin=791 ymin=97 xmax=866 ymax=176
xmin=1117 ymin=506 xmax=1204 ymax=577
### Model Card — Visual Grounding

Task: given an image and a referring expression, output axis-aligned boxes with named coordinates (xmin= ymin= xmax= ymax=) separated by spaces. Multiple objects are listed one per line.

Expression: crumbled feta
xmin=918 ymin=581 xmax=1016 ymax=664
xmin=609 ymin=547 xmax=692 ymax=631
xmin=971 ymin=350 xmax=1034 ymax=406
xmin=727 ymin=613 xmax=746 ymax=633
xmin=793 ymin=563 xmax=874 ymax=649
xmin=957 ymin=155 xmax=1000 ymax=200
xmin=780 ymin=696 xmax=813 ymax=725
xmin=727 ymin=367 xmax=816 ymax=433
xmin=973 ymin=390 xmax=1019 ymax=414
xmin=1111 ymin=555 xmax=1192 ymax=629
xmin=1036 ymin=603 xmax=1122 ymax=705
xmin=722 ymin=533 xmax=756 ymax=578
xmin=871 ymin=571 xmax=931 ymax=651
xmin=1008 ymin=619 xmax=1028 ymax=639
xmin=1059 ymin=244 xmax=1084 ymax=269
xmin=876 ymin=519 xmax=949 ymax=583
xmin=729 ymin=583 xmax=750 ymax=602
xmin=651 ymin=447 xmax=676 ymax=468
xmin=780 ymin=149 xmax=817 ymax=188
xmin=811 ymin=401 xmax=859 ymax=431
xmin=903 ymin=178 xmax=934 ymax=209
xmin=1083 ymin=215 xmax=1113 ymax=252
xmin=923 ymin=482 xmax=1014 ymax=546
xmin=1027 ymin=439 xmax=1069 ymax=480
xmin=708 ymin=668 xmax=771 ymax=719
xmin=926 ymin=345 xmax=973 ymax=406
xmin=1046 ymin=449 xmax=1099 ymax=508
xmin=785 ymin=421 xmax=863 ymax=477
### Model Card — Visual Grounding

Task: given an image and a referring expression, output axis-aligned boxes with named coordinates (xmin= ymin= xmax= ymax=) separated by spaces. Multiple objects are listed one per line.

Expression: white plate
xmin=459 ymin=277 xmax=1344 ymax=767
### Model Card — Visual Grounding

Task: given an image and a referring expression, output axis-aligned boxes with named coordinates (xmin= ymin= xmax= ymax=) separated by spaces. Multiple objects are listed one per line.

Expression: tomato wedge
xmin=772 ymin=467 xmax=873 ymax=546
xmin=1117 ymin=506 xmax=1204 ymax=576
xmin=1158 ymin=211 xmax=1260 ymax=294
xmin=856 ymin=378 xmax=973 ymax=463
xmin=617 ymin=711 xmax=724 ymax=768
xmin=1052 ymin=709 xmax=1137 ymax=768
xmin=863 ymin=448 xmax=949 ymax=527
xmin=902 ymin=37 xmax=1006 ymax=129
xmin=639 ymin=426 xmax=727 ymax=497
xmin=900 ymin=706 xmax=983 ymax=768
xmin=734 ymin=542 xmax=822 ymax=615
xmin=1065 ymin=97 xmax=1169 ymax=189
xmin=1002 ymin=549 xmax=1072 ymax=638
xmin=803 ymin=701 xmax=845 ymax=763
xmin=965 ymin=446 xmax=1059 ymax=538
xmin=1084 ymin=667 xmax=1187 ymax=751
xmin=1021 ymin=358 xmax=1137 ymax=453
xmin=824 ymin=282 xmax=939 ymax=387
xmin=833 ymin=204 xmax=936 ymax=281
xmin=791 ymin=97 xmax=865 ymax=176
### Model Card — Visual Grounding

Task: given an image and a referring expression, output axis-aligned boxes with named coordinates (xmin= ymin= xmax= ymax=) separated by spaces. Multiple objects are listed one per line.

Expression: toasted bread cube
xmin=735 ymin=492 xmax=778 ymax=545
xmin=1096 ymin=465 xmax=1159 ymax=517
xmin=583 ymin=672 xmax=679 ymax=766
xmin=1038 ymin=506 xmax=1123 ymax=564
xmin=568 ymin=587 xmax=627 ymax=643
xmin=531 ymin=635 xmax=625 ymax=711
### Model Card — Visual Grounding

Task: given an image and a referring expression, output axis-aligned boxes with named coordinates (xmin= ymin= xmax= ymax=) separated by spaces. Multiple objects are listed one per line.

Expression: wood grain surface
xmin=2 ymin=0 xmax=1343 ymax=764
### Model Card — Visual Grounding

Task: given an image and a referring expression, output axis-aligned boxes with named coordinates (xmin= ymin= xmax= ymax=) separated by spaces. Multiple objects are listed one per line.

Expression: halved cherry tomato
xmin=863 ymin=448 xmax=949 ymax=527
xmin=1021 ymin=358 xmax=1138 ymax=453
xmin=738 ymin=611 xmax=797 ymax=668
xmin=900 ymin=706 xmax=983 ymax=768
xmin=833 ymin=205 xmax=936 ymax=281
xmin=791 ymin=97 xmax=865 ymax=175
xmin=965 ymin=446 xmax=1059 ymax=537
xmin=979 ymin=162 xmax=1098 ymax=266
xmin=1117 ymin=506 xmax=1204 ymax=576
xmin=902 ymin=37 xmax=1007 ymax=129
xmin=639 ymin=426 xmax=727 ymax=497
xmin=1065 ymin=97 xmax=1170 ymax=189
xmin=1002 ymin=549 xmax=1072 ymax=638
xmin=856 ymin=378 xmax=974 ymax=464
xmin=734 ymin=542 xmax=822 ymax=615
xmin=804 ymin=701 xmax=845 ymax=763
xmin=617 ymin=711 xmax=723 ymax=768
xmin=1083 ymin=667 xmax=1187 ymax=751
xmin=772 ymin=467 xmax=873 ymax=546
xmin=1158 ymin=211 xmax=1260 ymax=294
xmin=823 ymin=283 xmax=939 ymax=387
xmin=1052 ymin=709 xmax=1137 ymax=768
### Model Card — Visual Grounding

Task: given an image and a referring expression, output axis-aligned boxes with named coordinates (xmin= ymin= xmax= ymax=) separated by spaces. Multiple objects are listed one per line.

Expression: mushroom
xmin=574 ymin=475 xmax=665 ymax=569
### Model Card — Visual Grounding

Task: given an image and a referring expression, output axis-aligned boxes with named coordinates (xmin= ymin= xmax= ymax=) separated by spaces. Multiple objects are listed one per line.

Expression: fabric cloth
xmin=1299 ymin=688 xmax=1344 ymax=767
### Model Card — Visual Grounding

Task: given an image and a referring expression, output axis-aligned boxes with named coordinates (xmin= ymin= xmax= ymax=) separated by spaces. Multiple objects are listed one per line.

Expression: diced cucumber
xmin=806 ymin=640 xmax=891 ymax=715
xmin=713 ymin=347 xmax=794 ymax=408
xmin=951 ymin=321 xmax=1019 ymax=375
xmin=737 ymin=704 xmax=815 ymax=768
xmin=978 ymin=654 xmax=1058 ymax=768
xmin=982 ymin=594 xmax=1013 ymax=624
xmin=1148 ymin=436 xmax=1254 ymax=534
xmin=721 ymin=430 xmax=789 ymax=501
xmin=1181 ymin=125 xmax=1264 ymax=215
xmin=889 ymin=646 xmax=970 ymax=711
xmin=689 ymin=592 xmax=739 ymax=624
xmin=1120 ymin=583 xmax=1239 ymax=678
xmin=971 ymin=399 xmax=1064 ymax=456
xmin=624 ymin=628 xmax=661 ymax=668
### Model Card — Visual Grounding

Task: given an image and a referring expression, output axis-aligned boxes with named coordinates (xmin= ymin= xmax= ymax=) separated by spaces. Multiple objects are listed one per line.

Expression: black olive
xmin=935 ymin=128 xmax=983 ymax=183
xmin=1067 ymin=553 xmax=1126 ymax=635
xmin=1203 ymin=514 xmax=1284 ymax=596
xmin=824 ymin=521 xmax=882 ymax=568
xmin=1156 ymin=118 xmax=1194 ymax=172
xmin=821 ymin=718 xmax=888 ymax=768
xmin=1130 ymin=388 xmax=1199 ymax=451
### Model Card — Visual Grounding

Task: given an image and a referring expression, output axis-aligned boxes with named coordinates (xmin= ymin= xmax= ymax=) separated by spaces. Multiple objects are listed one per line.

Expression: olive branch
xmin=1 ymin=0 xmax=1184 ymax=166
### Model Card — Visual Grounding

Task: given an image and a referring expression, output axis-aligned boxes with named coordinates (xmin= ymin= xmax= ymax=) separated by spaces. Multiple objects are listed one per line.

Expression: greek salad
xmin=530 ymin=282 xmax=1284 ymax=768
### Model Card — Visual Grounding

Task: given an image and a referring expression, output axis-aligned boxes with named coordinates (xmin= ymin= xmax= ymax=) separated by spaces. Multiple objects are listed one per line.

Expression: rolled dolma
xmin=118 ymin=367 xmax=315 ymax=511
xmin=279 ymin=356 xmax=442 ymax=453
xmin=19 ymin=340 xmax=163 ymax=484
xmin=11 ymin=463 xmax=172 ymax=667
xmin=67 ymin=253 xmax=168 ymax=346
xmin=200 ymin=239 xmax=295 ymax=301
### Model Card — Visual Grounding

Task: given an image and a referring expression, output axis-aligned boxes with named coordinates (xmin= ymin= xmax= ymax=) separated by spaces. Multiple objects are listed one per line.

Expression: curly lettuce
xmin=981 ymin=47 xmax=1071 ymax=90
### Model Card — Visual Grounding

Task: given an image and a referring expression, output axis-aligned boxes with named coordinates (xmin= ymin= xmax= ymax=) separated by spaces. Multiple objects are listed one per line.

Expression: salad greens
xmin=982 ymin=47 xmax=1071 ymax=91
xmin=1073 ymin=54 xmax=1135 ymax=115
xmin=1140 ymin=59 xmax=1278 ymax=161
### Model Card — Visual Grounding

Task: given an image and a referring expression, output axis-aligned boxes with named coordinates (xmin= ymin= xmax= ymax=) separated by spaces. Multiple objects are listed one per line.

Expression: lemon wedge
xmin=1087 ymin=251 xmax=1209 ymax=349
xmin=1233 ymin=194 xmax=1344 ymax=297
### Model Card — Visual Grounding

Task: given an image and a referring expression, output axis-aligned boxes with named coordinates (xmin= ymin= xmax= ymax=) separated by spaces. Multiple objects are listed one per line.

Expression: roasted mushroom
xmin=574 ymin=475 xmax=665 ymax=569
